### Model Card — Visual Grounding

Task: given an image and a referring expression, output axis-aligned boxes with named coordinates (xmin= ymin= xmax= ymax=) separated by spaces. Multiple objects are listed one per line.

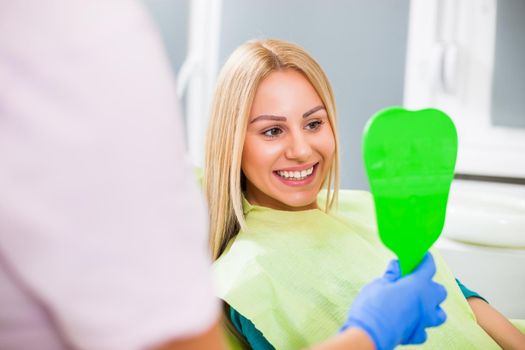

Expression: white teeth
xmin=277 ymin=165 xmax=315 ymax=180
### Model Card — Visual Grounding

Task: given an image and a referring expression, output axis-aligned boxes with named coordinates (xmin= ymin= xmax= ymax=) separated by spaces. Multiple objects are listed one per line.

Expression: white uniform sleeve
xmin=0 ymin=1 xmax=218 ymax=349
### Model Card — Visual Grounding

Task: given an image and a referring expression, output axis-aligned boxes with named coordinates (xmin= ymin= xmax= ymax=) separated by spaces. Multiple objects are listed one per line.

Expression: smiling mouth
xmin=274 ymin=163 xmax=318 ymax=181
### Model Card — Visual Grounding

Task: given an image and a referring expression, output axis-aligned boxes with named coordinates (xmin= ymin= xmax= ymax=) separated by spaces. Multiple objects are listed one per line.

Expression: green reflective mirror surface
xmin=363 ymin=107 xmax=458 ymax=275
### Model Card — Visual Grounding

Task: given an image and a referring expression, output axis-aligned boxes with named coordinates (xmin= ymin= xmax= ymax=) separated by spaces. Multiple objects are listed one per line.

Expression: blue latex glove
xmin=340 ymin=253 xmax=447 ymax=350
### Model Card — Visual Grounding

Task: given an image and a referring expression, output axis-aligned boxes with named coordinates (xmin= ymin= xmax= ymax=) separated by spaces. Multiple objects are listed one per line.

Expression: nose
xmin=285 ymin=130 xmax=312 ymax=162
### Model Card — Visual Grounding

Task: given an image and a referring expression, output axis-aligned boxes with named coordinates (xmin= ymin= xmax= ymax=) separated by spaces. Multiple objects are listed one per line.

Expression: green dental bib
xmin=213 ymin=190 xmax=499 ymax=349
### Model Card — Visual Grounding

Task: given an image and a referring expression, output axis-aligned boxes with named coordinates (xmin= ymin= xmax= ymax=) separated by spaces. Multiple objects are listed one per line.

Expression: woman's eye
xmin=305 ymin=120 xmax=323 ymax=130
xmin=262 ymin=127 xmax=283 ymax=137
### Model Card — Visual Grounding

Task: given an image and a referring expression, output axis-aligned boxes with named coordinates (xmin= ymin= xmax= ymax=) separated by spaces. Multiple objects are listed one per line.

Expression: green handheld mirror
xmin=363 ymin=107 xmax=458 ymax=275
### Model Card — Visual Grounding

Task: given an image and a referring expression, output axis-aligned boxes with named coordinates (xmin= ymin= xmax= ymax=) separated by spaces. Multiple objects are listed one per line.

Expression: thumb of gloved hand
xmin=382 ymin=258 xmax=401 ymax=282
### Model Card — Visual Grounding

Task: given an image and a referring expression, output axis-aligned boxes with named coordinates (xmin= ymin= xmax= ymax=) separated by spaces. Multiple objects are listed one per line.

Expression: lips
xmin=273 ymin=162 xmax=319 ymax=185
xmin=276 ymin=165 xmax=314 ymax=180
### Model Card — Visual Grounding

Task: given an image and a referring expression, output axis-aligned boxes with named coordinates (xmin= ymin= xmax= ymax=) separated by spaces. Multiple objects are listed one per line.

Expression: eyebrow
xmin=303 ymin=105 xmax=325 ymax=118
xmin=250 ymin=105 xmax=326 ymax=124
xmin=249 ymin=115 xmax=287 ymax=124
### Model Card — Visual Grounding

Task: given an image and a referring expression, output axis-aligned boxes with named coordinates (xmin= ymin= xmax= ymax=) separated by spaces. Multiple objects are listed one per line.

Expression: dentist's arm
xmin=153 ymin=322 xmax=227 ymax=350
xmin=309 ymin=328 xmax=375 ymax=350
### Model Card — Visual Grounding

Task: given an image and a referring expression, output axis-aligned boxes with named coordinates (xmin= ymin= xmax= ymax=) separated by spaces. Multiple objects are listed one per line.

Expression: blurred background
xmin=143 ymin=0 xmax=409 ymax=189
xmin=142 ymin=0 xmax=525 ymax=318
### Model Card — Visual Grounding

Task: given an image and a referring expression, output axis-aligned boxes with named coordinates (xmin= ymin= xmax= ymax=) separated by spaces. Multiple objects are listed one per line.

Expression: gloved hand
xmin=340 ymin=252 xmax=447 ymax=350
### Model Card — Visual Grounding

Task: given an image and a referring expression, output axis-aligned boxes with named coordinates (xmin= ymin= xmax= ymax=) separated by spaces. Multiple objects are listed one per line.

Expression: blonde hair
xmin=204 ymin=39 xmax=340 ymax=260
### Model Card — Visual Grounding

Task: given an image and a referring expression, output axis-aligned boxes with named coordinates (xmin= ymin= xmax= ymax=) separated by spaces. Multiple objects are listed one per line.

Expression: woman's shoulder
xmin=229 ymin=305 xmax=275 ymax=350
xmin=212 ymin=235 xmax=273 ymax=298
xmin=336 ymin=189 xmax=375 ymax=212
xmin=318 ymin=189 xmax=373 ymax=209
xmin=319 ymin=189 xmax=377 ymax=226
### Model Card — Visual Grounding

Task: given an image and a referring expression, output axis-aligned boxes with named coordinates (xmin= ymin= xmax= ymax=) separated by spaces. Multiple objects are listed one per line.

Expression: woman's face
xmin=242 ymin=69 xmax=335 ymax=211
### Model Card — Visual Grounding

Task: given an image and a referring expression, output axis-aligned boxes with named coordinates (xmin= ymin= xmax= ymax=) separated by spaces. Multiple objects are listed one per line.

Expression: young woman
xmin=204 ymin=39 xmax=525 ymax=350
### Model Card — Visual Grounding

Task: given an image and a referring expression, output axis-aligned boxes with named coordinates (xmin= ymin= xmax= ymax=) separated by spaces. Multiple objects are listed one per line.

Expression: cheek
xmin=242 ymin=135 xmax=260 ymax=171
xmin=241 ymin=146 xmax=254 ymax=177
xmin=318 ymin=129 xmax=336 ymax=161
xmin=241 ymin=138 xmax=280 ymax=176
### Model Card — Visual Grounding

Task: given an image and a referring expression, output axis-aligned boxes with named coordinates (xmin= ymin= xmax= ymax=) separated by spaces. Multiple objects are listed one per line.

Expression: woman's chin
xmin=278 ymin=196 xmax=318 ymax=211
